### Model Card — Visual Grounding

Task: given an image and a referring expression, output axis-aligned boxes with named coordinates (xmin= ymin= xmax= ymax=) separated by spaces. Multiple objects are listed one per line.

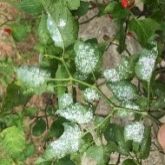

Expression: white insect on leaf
xmin=124 ymin=122 xmax=145 ymax=143
xmin=56 ymin=103 xmax=93 ymax=124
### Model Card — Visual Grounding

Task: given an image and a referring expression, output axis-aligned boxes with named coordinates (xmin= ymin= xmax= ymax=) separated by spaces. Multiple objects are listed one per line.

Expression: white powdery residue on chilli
xmin=103 ymin=69 xmax=120 ymax=82
xmin=138 ymin=55 xmax=156 ymax=81
xmin=124 ymin=122 xmax=145 ymax=143
xmin=59 ymin=93 xmax=73 ymax=109
xmin=50 ymin=124 xmax=81 ymax=159
xmin=56 ymin=103 xmax=93 ymax=124
xmin=16 ymin=66 xmax=50 ymax=87
xmin=75 ymin=43 xmax=99 ymax=75
xmin=84 ymin=88 xmax=100 ymax=103
xmin=47 ymin=14 xmax=63 ymax=47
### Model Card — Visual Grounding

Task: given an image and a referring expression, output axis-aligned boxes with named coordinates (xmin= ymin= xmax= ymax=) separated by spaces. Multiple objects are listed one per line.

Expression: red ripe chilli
xmin=121 ymin=0 xmax=128 ymax=8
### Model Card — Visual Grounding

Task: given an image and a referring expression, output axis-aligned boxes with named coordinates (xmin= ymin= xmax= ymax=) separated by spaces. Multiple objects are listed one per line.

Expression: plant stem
xmin=147 ymin=82 xmax=151 ymax=111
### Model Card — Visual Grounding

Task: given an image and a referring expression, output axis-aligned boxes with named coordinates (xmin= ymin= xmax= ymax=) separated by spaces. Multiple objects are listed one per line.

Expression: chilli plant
xmin=0 ymin=0 xmax=165 ymax=165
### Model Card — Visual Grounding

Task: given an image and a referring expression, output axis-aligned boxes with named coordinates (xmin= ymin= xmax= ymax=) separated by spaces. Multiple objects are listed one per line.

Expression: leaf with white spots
xmin=122 ymin=101 xmax=140 ymax=111
xmin=74 ymin=40 xmax=100 ymax=75
xmin=83 ymin=88 xmax=100 ymax=103
xmin=16 ymin=66 xmax=52 ymax=94
xmin=45 ymin=1 xmax=78 ymax=49
xmin=135 ymin=44 xmax=158 ymax=82
xmin=108 ymin=81 xmax=138 ymax=101
xmin=36 ymin=123 xmax=81 ymax=163
xmin=116 ymin=101 xmax=140 ymax=117
xmin=124 ymin=122 xmax=145 ymax=143
xmin=103 ymin=57 xmax=134 ymax=82
xmin=56 ymin=103 xmax=93 ymax=124
xmin=58 ymin=93 xmax=73 ymax=109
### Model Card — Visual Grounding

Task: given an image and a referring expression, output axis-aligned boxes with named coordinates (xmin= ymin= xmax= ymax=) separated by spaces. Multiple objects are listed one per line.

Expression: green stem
xmin=72 ymin=78 xmax=94 ymax=88
xmin=44 ymin=54 xmax=62 ymax=61
xmin=147 ymin=81 xmax=151 ymax=111
xmin=61 ymin=57 xmax=72 ymax=77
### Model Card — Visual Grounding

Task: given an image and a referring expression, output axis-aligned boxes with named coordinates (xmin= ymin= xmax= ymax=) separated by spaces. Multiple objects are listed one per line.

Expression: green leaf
xmin=0 ymin=59 xmax=15 ymax=87
xmin=23 ymin=107 xmax=38 ymax=117
xmin=23 ymin=144 xmax=35 ymax=158
xmin=105 ymin=141 xmax=119 ymax=153
xmin=49 ymin=118 xmax=65 ymax=138
xmin=45 ymin=0 xmax=78 ymax=49
xmin=38 ymin=14 xmax=52 ymax=45
xmin=104 ymin=123 xmax=120 ymax=142
xmin=0 ymin=126 xmax=26 ymax=159
xmin=104 ymin=124 xmax=130 ymax=155
xmin=104 ymin=1 xmax=129 ymax=19
xmin=2 ymin=114 xmax=23 ymax=128
xmin=32 ymin=118 xmax=46 ymax=136
xmin=56 ymin=156 xmax=75 ymax=165
xmin=135 ymin=44 xmax=158 ymax=82
xmin=16 ymin=0 xmax=43 ymax=14
xmin=108 ymin=81 xmax=138 ymax=101
xmin=129 ymin=18 xmax=160 ymax=46
xmin=0 ymin=158 xmax=13 ymax=165
xmin=86 ymin=146 xmax=106 ymax=165
xmin=138 ymin=127 xmax=151 ymax=159
xmin=74 ymin=40 xmax=100 ymax=75
xmin=104 ymin=1 xmax=117 ymax=14
xmin=2 ymin=82 xmax=31 ymax=111
xmin=11 ymin=23 xmax=31 ymax=42
xmin=74 ymin=1 xmax=89 ymax=16
xmin=66 ymin=0 xmax=80 ymax=10
xmin=122 ymin=159 xmax=137 ymax=165
xmin=115 ymin=126 xmax=130 ymax=155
